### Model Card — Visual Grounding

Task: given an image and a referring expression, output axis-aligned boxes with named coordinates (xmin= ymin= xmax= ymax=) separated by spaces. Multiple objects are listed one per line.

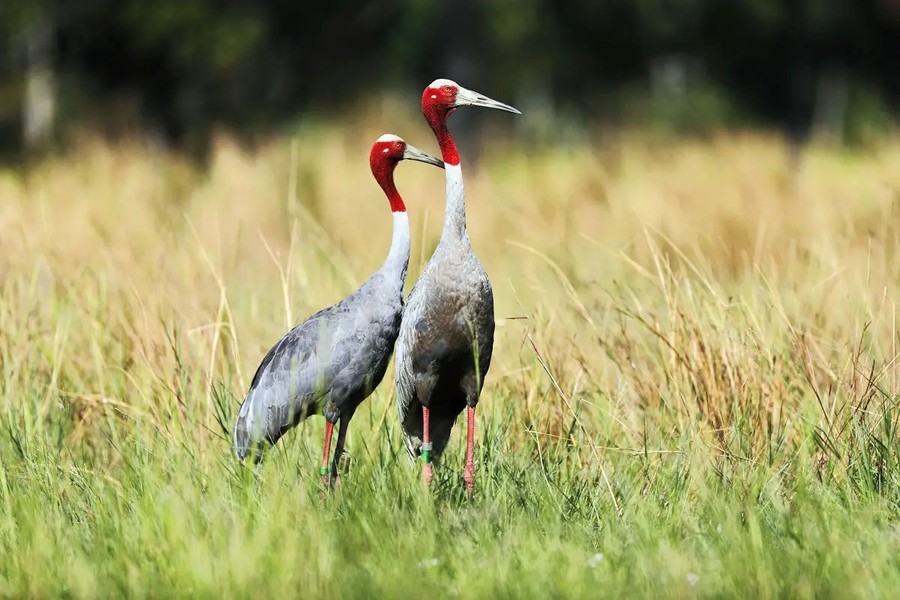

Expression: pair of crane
xmin=232 ymin=79 xmax=520 ymax=496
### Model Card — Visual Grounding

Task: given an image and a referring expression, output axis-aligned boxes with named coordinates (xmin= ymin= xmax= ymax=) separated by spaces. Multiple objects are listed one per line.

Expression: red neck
xmin=424 ymin=108 xmax=460 ymax=166
xmin=385 ymin=186 xmax=405 ymax=213
xmin=371 ymin=159 xmax=406 ymax=212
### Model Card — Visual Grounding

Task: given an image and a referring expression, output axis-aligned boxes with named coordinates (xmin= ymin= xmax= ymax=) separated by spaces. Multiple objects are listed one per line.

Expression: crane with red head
xmin=233 ymin=134 xmax=442 ymax=487
xmin=395 ymin=79 xmax=520 ymax=497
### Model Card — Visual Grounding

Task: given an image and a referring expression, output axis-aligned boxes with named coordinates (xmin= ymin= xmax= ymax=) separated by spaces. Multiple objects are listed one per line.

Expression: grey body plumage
xmin=395 ymin=227 xmax=494 ymax=463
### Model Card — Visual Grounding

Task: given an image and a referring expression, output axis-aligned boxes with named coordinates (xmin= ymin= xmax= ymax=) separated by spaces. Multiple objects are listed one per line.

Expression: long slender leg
xmin=463 ymin=406 xmax=476 ymax=497
xmin=320 ymin=420 xmax=334 ymax=487
xmin=422 ymin=406 xmax=433 ymax=484
xmin=329 ymin=416 xmax=350 ymax=486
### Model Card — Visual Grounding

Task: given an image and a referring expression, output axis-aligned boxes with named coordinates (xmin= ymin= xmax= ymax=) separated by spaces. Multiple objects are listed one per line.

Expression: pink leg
xmin=422 ymin=406 xmax=433 ymax=484
xmin=320 ymin=421 xmax=334 ymax=487
xmin=464 ymin=406 xmax=475 ymax=497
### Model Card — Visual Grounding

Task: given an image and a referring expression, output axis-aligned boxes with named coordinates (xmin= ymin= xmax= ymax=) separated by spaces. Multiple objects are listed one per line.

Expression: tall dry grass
xmin=1 ymin=112 xmax=900 ymax=596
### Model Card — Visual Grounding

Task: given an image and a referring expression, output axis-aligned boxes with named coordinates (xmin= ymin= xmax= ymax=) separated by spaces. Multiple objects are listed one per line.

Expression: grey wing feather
xmin=394 ymin=288 xmax=419 ymax=429
xmin=233 ymin=306 xmax=342 ymax=460
xmin=394 ymin=278 xmax=428 ymax=457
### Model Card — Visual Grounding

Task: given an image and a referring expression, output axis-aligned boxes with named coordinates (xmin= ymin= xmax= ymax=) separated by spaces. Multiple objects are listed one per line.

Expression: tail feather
xmin=233 ymin=396 xmax=267 ymax=464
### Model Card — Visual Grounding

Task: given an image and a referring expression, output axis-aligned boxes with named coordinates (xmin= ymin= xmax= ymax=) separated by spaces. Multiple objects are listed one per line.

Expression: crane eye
xmin=442 ymin=85 xmax=453 ymax=93
xmin=394 ymin=141 xmax=403 ymax=149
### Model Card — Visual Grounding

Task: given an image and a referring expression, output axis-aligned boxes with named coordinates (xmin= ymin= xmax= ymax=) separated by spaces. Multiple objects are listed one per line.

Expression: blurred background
xmin=0 ymin=0 xmax=898 ymax=162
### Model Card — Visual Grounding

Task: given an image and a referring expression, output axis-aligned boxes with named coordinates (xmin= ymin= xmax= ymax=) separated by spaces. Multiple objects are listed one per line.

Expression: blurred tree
xmin=1 ymin=0 xmax=57 ymax=153
xmin=0 ymin=0 xmax=896 ymax=160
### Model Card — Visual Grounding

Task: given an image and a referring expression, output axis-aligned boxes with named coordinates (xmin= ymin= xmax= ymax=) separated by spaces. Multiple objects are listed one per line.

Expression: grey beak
xmin=455 ymin=87 xmax=522 ymax=114
xmin=402 ymin=144 xmax=445 ymax=168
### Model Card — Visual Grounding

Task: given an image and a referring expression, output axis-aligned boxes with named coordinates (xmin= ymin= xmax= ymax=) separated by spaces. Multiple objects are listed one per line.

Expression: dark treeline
xmin=0 ymin=0 xmax=897 ymax=159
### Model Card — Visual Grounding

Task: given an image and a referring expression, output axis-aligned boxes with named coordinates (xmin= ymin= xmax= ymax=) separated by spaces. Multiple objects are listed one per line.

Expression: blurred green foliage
xmin=0 ymin=0 xmax=896 ymax=157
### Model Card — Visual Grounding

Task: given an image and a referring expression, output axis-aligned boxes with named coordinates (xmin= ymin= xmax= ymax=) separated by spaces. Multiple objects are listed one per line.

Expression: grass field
xmin=1 ymin=109 xmax=900 ymax=597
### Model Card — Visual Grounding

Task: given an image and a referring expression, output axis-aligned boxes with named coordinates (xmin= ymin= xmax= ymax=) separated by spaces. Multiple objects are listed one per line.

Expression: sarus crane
xmin=395 ymin=79 xmax=520 ymax=496
xmin=234 ymin=134 xmax=443 ymax=486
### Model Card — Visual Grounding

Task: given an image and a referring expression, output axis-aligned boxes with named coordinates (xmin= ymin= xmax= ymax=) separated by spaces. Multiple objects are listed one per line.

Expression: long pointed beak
xmin=402 ymin=144 xmax=445 ymax=168
xmin=455 ymin=87 xmax=521 ymax=114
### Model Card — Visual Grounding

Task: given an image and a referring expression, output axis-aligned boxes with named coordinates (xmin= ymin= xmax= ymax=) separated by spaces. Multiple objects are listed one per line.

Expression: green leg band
xmin=319 ymin=467 xmax=329 ymax=476
xmin=421 ymin=450 xmax=431 ymax=464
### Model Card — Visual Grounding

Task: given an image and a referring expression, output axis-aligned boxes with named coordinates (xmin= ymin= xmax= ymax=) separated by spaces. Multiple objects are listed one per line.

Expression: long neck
xmin=381 ymin=210 xmax=410 ymax=283
xmin=372 ymin=159 xmax=410 ymax=282
xmin=441 ymin=163 xmax=467 ymax=241
xmin=429 ymin=116 xmax=468 ymax=242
